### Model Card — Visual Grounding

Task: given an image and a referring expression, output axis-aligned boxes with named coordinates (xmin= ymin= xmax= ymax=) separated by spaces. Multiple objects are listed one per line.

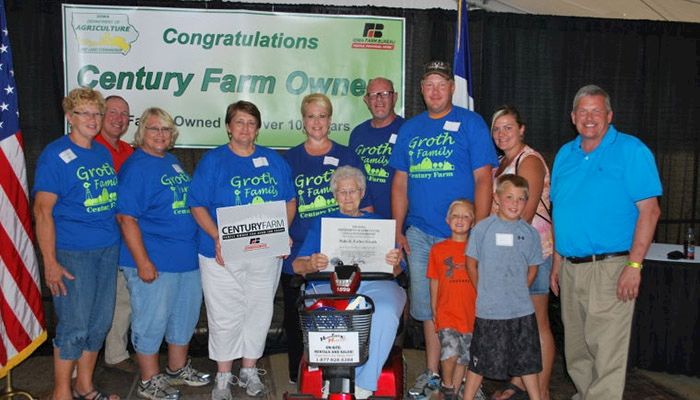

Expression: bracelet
xmin=626 ymin=261 xmax=643 ymax=269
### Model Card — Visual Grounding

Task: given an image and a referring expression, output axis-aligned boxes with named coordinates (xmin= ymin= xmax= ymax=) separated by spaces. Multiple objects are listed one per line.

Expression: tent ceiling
xmin=232 ymin=0 xmax=700 ymax=23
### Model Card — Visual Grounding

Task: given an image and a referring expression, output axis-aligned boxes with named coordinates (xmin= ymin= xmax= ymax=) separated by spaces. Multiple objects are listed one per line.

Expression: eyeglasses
xmin=336 ymin=189 xmax=361 ymax=197
xmin=365 ymin=91 xmax=395 ymax=100
xmin=72 ymin=111 xmax=104 ymax=119
xmin=145 ymin=126 xmax=173 ymax=134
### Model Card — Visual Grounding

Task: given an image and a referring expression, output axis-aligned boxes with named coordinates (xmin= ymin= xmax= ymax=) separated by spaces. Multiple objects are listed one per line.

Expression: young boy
xmin=463 ymin=174 xmax=544 ymax=400
xmin=426 ymin=199 xmax=482 ymax=400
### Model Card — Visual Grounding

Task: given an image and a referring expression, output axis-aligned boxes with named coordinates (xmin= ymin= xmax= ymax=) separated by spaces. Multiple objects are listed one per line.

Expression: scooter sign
xmin=308 ymin=332 xmax=360 ymax=364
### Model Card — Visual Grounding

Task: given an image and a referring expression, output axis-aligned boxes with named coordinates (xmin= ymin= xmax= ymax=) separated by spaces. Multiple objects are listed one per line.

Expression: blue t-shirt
xmin=551 ymin=125 xmax=663 ymax=257
xmin=117 ymin=149 xmax=198 ymax=272
xmin=283 ymin=141 xmax=371 ymax=274
xmin=388 ymin=106 xmax=497 ymax=238
xmin=187 ymin=144 xmax=295 ymax=258
xmin=466 ymin=215 xmax=543 ymax=319
xmin=33 ymin=135 xmax=119 ymax=250
xmin=348 ymin=117 xmax=404 ymax=219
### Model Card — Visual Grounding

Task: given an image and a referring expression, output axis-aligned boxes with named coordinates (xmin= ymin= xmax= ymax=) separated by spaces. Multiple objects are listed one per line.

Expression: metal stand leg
xmin=1 ymin=369 xmax=35 ymax=400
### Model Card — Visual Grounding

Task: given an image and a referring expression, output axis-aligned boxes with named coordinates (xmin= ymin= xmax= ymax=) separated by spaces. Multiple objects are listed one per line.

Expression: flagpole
xmin=1 ymin=369 xmax=36 ymax=400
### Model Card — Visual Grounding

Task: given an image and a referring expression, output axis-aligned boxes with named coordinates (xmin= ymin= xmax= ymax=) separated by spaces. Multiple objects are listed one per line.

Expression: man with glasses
xmin=96 ymin=95 xmax=138 ymax=374
xmin=389 ymin=61 xmax=497 ymax=398
xmin=550 ymin=84 xmax=662 ymax=399
xmin=349 ymin=77 xmax=404 ymax=219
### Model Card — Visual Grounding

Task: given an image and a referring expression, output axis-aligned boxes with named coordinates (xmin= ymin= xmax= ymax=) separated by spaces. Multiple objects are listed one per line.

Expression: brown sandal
xmin=491 ymin=383 xmax=528 ymax=400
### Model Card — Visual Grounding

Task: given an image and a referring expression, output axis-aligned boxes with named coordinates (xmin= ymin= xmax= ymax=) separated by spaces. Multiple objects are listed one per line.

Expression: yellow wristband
xmin=626 ymin=261 xmax=642 ymax=269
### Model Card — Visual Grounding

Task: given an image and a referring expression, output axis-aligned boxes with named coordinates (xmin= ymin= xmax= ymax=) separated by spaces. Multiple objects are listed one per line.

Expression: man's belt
xmin=566 ymin=251 xmax=629 ymax=264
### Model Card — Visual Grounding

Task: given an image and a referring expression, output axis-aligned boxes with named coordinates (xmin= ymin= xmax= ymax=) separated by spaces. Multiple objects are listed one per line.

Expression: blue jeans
xmin=123 ymin=268 xmax=203 ymax=354
xmin=530 ymin=255 xmax=553 ymax=295
xmin=53 ymin=245 xmax=118 ymax=360
xmin=405 ymin=226 xmax=444 ymax=321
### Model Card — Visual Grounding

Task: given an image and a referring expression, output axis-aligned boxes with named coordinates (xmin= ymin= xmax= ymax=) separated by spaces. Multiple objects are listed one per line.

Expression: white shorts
xmin=199 ymin=254 xmax=282 ymax=361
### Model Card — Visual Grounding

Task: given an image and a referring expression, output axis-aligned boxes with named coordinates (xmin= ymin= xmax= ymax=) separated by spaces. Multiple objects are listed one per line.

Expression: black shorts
xmin=468 ymin=313 xmax=542 ymax=380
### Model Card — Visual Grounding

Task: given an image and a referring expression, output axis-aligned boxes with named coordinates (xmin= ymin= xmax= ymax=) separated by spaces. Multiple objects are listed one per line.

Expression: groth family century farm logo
xmin=71 ymin=13 xmax=139 ymax=54
xmin=351 ymin=22 xmax=395 ymax=50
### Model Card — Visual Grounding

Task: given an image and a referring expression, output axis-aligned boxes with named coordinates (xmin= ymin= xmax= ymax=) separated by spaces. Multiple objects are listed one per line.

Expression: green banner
xmin=63 ymin=4 xmax=405 ymax=148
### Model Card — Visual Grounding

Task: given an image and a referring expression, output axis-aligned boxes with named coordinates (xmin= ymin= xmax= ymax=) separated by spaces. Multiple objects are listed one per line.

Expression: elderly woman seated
xmin=292 ymin=165 xmax=407 ymax=399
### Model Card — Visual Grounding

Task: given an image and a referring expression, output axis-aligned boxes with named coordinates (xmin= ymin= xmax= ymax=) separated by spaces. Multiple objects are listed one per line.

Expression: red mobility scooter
xmin=284 ymin=263 xmax=405 ymax=400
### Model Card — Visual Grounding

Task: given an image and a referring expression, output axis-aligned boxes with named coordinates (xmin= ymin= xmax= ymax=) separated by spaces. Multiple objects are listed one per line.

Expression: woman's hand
xmin=385 ymin=248 xmax=402 ymax=276
xmin=137 ymin=261 xmax=158 ymax=283
xmin=308 ymin=253 xmax=329 ymax=273
xmin=214 ymin=238 xmax=225 ymax=266
xmin=277 ymin=236 xmax=294 ymax=259
xmin=44 ymin=259 xmax=75 ymax=296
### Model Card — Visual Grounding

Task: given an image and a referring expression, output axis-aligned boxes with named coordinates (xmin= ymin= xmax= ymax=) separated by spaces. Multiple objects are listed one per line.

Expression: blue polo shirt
xmin=551 ymin=125 xmax=662 ymax=257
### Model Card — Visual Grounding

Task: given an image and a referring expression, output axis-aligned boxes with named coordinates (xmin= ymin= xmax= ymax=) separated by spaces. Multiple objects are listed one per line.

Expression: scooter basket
xmin=299 ymin=293 xmax=374 ymax=367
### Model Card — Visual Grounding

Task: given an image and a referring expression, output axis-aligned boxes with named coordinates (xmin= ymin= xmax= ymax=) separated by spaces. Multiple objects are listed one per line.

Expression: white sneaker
xmin=239 ymin=367 xmax=267 ymax=397
xmin=211 ymin=372 xmax=236 ymax=400
xmin=354 ymin=385 xmax=373 ymax=399
xmin=321 ymin=380 xmax=329 ymax=399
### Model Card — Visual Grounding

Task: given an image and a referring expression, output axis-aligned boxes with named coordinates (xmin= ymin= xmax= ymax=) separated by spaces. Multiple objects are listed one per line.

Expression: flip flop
xmin=72 ymin=389 xmax=120 ymax=400
xmin=491 ymin=382 xmax=528 ymax=400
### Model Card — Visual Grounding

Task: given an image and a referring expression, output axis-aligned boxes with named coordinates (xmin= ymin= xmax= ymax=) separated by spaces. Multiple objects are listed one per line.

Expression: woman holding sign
xmin=292 ymin=165 xmax=406 ymax=399
xmin=117 ymin=108 xmax=210 ymax=399
xmin=281 ymin=93 xmax=371 ymax=384
xmin=189 ymin=101 xmax=296 ymax=400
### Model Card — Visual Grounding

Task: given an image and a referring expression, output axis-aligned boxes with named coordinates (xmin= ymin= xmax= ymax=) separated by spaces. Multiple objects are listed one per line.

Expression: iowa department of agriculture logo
xmin=351 ymin=22 xmax=395 ymax=50
xmin=71 ymin=13 xmax=139 ymax=54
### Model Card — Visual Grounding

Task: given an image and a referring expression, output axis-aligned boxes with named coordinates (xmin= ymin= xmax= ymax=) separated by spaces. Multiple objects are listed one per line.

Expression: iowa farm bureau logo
xmin=351 ymin=22 xmax=395 ymax=50
xmin=71 ymin=12 xmax=139 ymax=54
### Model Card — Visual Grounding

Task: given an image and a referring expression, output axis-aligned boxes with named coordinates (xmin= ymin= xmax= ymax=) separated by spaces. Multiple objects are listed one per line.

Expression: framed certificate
xmin=216 ymin=200 xmax=289 ymax=262
xmin=320 ymin=218 xmax=396 ymax=273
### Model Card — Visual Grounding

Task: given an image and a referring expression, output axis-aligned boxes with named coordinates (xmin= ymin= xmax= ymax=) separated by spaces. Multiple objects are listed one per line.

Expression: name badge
xmin=59 ymin=149 xmax=77 ymax=164
xmin=443 ymin=121 xmax=460 ymax=132
xmin=389 ymin=133 xmax=398 ymax=144
xmin=253 ymin=156 xmax=269 ymax=168
xmin=172 ymin=164 xmax=184 ymax=173
xmin=323 ymin=156 xmax=339 ymax=166
xmin=495 ymin=233 xmax=514 ymax=247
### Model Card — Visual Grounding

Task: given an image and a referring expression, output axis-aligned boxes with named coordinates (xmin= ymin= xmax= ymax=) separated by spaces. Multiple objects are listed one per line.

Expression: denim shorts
xmin=123 ymin=267 xmax=203 ymax=354
xmin=530 ymin=255 xmax=552 ymax=295
xmin=405 ymin=226 xmax=444 ymax=321
xmin=53 ymin=245 xmax=119 ymax=360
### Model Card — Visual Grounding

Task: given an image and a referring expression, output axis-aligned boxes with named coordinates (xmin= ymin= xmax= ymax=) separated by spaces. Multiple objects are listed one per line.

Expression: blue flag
xmin=452 ymin=0 xmax=474 ymax=110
